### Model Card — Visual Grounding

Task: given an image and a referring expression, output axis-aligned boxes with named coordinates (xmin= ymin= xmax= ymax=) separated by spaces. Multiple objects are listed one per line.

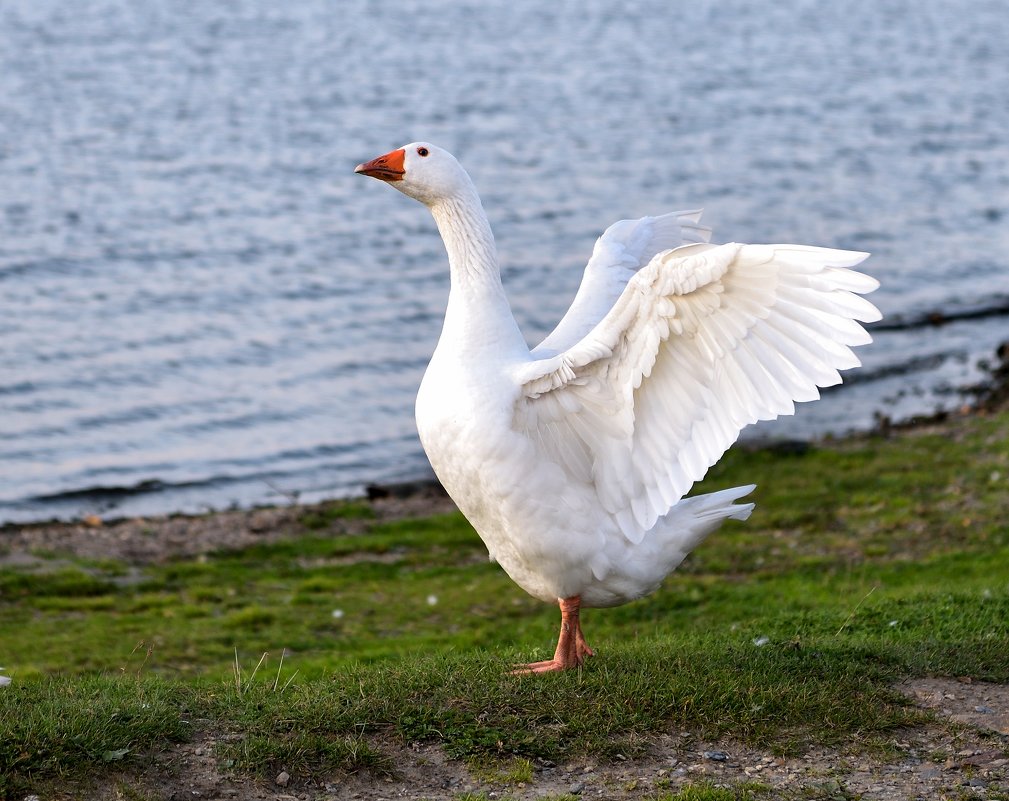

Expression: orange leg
xmin=512 ymin=595 xmax=595 ymax=674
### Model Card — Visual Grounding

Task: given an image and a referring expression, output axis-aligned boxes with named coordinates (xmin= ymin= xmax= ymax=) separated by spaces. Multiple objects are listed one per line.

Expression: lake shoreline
xmin=3 ymin=357 xmax=1006 ymax=568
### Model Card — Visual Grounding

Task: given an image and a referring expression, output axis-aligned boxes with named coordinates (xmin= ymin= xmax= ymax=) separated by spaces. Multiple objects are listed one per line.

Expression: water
xmin=2 ymin=0 xmax=1008 ymax=524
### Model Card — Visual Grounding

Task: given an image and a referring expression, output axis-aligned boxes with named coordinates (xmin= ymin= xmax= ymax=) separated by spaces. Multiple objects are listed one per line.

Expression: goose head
xmin=355 ymin=142 xmax=471 ymax=206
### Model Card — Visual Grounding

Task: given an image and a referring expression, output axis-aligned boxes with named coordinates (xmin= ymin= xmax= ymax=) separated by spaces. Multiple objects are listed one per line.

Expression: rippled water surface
xmin=2 ymin=0 xmax=1008 ymax=522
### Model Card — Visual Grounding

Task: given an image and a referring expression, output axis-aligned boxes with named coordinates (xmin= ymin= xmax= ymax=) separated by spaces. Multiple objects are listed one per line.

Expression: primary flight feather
xmin=356 ymin=142 xmax=880 ymax=673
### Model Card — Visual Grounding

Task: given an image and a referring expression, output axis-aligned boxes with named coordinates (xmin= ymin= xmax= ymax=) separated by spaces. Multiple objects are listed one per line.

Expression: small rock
xmin=82 ymin=514 xmax=103 ymax=528
xmin=275 ymin=771 xmax=290 ymax=787
xmin=568 ymin=781 xmax=585 ymax=794
xmin=975 ymin=705 xmax=995 ymax=714
xmin=703 ymin=750 xmax=728 ymax=762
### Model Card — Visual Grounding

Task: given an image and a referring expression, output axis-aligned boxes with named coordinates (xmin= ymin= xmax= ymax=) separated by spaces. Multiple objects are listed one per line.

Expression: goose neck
xmin=429 ymin=188 xmax=525 ymax=354
xmin=430 ymin=190 xmax=501 ymax=293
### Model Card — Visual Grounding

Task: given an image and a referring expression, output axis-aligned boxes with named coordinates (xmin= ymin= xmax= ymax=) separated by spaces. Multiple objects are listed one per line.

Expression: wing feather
xmin=532 ymin=210 xmax=712 ymax=357
xmin=512 ymin=241 xmax=879 ymax=540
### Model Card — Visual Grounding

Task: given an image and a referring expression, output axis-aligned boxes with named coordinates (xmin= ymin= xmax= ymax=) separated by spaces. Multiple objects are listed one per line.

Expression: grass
xmin=651 ymin=783 xmax=773 ymax=801
xmin=0 ymin=676 xmax=191 ymax=797
xmin=1 ymin=410 xmax=1008 ymax=796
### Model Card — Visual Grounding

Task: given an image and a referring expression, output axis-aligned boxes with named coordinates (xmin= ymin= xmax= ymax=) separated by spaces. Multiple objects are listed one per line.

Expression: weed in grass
xmin=120 ymin=640 xmax=154 ymax=676
xmin=650 ymin=781 xmax=769 ymax=800
xmin=232 ymin=649 xmax=269 ymax=695
xmin=230 ymin=649 xmax=298 ymax=697
xmin=466 ymin=755 xmax=534 ymax=784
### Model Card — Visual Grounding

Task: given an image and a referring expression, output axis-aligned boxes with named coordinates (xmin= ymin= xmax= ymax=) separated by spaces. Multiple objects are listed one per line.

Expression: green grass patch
xmin=653 ymin=782 xmax=772 ymax=801
xmin=1 ymin=410 xmax=1008 ymax=794
xmin=0 ymin=675 xmax=190 ymax=799
xmin=299 ymin=498 xmax=376 ymax=529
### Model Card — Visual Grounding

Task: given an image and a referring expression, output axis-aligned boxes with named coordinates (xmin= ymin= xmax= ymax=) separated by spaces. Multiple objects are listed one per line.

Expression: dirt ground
xmin=96 ymin=676 xmax=1005 ymax=801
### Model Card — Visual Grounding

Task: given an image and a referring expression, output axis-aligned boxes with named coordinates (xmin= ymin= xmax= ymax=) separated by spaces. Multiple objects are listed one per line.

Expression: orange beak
xmin=354 ymin=148 xmax=406 ymax=182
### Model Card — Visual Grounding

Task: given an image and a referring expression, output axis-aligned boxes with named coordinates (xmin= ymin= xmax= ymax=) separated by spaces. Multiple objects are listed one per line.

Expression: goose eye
xmin=417 ymin=147 xmax=429 ymax=157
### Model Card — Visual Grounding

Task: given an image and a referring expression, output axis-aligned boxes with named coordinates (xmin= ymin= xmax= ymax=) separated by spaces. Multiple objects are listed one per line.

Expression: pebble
xmin=275 ymin=771 xmax=290 ymax=787
xmin=975 ymin=705 xmax=996 ymax=714
xmin=568 ymin=781 xmax=585 ymax=794
xmin=703 ymin=750 xmax=728 ymax=762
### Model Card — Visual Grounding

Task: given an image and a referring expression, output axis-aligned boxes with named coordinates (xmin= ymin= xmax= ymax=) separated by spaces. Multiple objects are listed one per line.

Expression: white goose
xmin=356 ymin=143 xmax=880 ymax=673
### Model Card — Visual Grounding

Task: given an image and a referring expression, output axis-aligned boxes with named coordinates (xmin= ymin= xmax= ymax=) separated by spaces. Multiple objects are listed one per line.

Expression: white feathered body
xmin=377 ymin=144 xmax=880 ymax=611
xmin=416 ymin=342 xmax=750 ymax=608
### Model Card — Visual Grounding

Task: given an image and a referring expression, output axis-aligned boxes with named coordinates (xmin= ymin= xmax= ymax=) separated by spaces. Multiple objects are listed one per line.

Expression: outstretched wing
xmin=531 ymin=210 xmax=711 ymax=358
xmin=513 ymin=242 xmax=880 ymax=541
